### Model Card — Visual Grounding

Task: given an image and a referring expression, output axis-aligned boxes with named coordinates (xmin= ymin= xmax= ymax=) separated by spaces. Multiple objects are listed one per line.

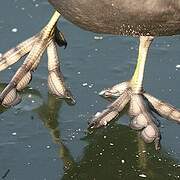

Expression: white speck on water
xmin=88 ymin=83 xmax=94 ymax=88
xmin=28 ymin=94 xmax=32 ymax=98
xmin=31 ymin=100 xmax=35 ymax=103
xmin=139 ymin=174 xmax=147 ymax=178
xmin=103 ymin=135 xmax=107 ymax=139
xmin=35 ymin=3 xmax=39 ymax=7
xmin=46 ymin=145 xmax=51 ymax=149
xmin=77 ymin=71 xmax=81 ymax=74
xmin=12 ymin=132 xmax=17 ymax=136
xmin=82 ymin=83 xmax=88 ymax=87
xmin=11 ymin=28 xmax=18 ymax=33
xmin=94 ymin=36 xmax=103 ymax=40
xmin=176 ymin=65 xmax=180 ymax=68
xmin=121 ymin=160 xmax=125 ymax=164
xmin=110 ymin=143 xmax=114 ymax=146
xmin=21 ymin=7 xmax=25 ymax=10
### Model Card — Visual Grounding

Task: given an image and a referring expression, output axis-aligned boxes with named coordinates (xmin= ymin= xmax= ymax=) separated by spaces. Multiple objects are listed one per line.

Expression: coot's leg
xmin=89 ymin=36 xmax=180 ymax=150
xmin=0 ymin=11 xmax=75 ymax=107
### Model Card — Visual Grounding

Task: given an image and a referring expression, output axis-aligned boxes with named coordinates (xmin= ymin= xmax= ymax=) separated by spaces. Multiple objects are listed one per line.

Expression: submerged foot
xmin=0 ymin=12 xmax=75 ymax=107
xmin=89 ymin=81 xmax=180 ymax=150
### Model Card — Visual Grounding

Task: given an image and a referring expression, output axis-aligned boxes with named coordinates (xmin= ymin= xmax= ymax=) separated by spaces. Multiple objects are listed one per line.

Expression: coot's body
xmin=49 ymin=0 xmax=180 ymax=36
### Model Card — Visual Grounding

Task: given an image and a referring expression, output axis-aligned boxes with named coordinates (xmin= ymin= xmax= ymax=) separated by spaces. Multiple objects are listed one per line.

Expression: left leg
xmin=89 ymin=36 xmax=180 ymax=150
xmin=0 ymin=11 xmax=75 ymax=107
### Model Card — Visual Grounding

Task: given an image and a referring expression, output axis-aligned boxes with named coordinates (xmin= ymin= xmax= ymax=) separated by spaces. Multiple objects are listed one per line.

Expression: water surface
xmin=0 ymin=0 xmax=179 ymax=179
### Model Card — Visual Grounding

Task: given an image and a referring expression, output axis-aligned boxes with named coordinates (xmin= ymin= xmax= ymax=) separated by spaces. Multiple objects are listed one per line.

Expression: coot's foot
xmin=89 ymin=36 xmax=180 ymax=150
xmin=0 ymin=11 xmax=75 ymax=107
xmin=89 ymin=81 xmax=180 ymax=150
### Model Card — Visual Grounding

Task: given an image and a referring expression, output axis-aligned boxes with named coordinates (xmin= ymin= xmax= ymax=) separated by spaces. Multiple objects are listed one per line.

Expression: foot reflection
xmin=35 ymin=93 xmax=179 ymax=179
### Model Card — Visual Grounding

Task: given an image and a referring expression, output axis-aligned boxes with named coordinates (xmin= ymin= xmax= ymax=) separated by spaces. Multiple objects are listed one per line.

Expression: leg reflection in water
xmin=35 ymin=93 xmax=180 ymax=180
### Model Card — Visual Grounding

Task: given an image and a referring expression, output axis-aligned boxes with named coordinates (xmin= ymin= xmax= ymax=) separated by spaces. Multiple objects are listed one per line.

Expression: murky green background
xmin=0 ymin=0 xmax=179 ymax=179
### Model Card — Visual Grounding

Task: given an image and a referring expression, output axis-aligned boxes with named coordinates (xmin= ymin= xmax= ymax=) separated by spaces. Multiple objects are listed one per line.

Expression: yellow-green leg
xmin=130 ymin=36 xmax=154 ymax=93
xmin=90 ymin=36 xmax=180 ymax=150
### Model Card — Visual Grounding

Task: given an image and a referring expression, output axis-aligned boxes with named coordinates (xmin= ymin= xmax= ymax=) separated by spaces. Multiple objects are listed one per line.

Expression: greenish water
xmin=0 ymin=0 xmax=179 ymax=179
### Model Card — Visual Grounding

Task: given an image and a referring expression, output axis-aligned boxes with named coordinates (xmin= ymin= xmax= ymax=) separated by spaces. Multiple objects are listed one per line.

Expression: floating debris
xmin=12 ymin=132 xmax=17 ymax=136
xmin=27 ymin=145 xmax=32 ymax=148
xmin=1 ymin=169 xmax=10 ymax=179
xmin=46 ymin=145 xmax=51 ymax=149
xmin=139 ymin=174 xmax=147 ymax=178
xmin=11 ymin=28 xmax=18 ymax=33
xmin=88 ymin=84 xmax=94 ymax=88
xmin=82 ymin=83 xmax=88 ymax=87
xmin=35 ymin=3 xmax=39 ymax=7
xmin=94 ymin=36 xmax=103 ymax=40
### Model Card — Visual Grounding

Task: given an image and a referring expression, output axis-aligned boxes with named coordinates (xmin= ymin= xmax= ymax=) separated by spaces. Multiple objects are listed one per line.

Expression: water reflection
xmin=32 ymin=91 xmax=179 ymax=180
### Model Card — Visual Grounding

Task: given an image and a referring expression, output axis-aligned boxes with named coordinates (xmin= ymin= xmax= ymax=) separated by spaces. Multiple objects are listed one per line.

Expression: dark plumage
xmin=49 ymin=0 xmax=180 ymax=36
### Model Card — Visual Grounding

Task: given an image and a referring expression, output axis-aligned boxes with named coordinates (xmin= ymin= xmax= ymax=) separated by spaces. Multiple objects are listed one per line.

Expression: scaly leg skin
xmin=89 ymin=36 xmax=180 ymax=150
xmin=0 ymin=11 xmax=75 ymax=107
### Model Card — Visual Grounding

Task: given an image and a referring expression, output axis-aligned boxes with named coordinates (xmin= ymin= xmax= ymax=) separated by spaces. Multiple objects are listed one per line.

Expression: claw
xmin=55 ymin=28 xmax=67 ymax=48
xmin=47 ymin=40 xmax=75 ymax=103
xmin=0 ymin=35 xmax=38 ymax=71
xmin=89 ymin=90 xmax=130 ymax=128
